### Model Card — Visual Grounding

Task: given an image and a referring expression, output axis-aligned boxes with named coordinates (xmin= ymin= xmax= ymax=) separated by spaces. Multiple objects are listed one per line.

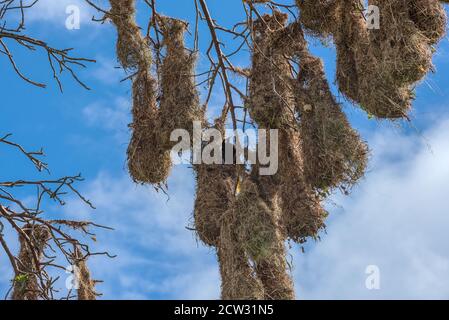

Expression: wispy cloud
xmin=82 ymin=96 xmax=130 ymax=141
xmin=294 ymin=117 xmax=449 ymax=299
xmin=61 ymin=166 xmax=220 ymax=299
xmin=26 ymin=0 xmax=96 ymax=26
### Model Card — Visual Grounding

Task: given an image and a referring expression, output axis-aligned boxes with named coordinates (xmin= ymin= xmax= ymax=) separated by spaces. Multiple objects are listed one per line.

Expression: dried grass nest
xmin=12 ymin=224 xmax=50 ymax=300
xmin=296 ymin=51 xmax=368 ymax=192
xmin=296 ymin=0 xmax=446 ymax=119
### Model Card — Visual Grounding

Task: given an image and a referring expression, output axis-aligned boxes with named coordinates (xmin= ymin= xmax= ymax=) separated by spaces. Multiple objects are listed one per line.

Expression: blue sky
xmin=1 ymin=0 xmax=449 ymax=299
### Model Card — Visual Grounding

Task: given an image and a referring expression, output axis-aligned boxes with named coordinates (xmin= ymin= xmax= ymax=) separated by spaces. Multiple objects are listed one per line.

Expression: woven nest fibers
xmin=368 ymin=0 xmax=433 ymax=85
xmin=296 ymin=0 xmax=337 ymax=38
xmin=158 ymin=16 xmax=203 ymax=142
xmin=234 ymin=179 xmax=278 ymax=263
xmin=193 ymin=164 xmax=236 ymax=247
xmin=296 ymin=53 xmax=368 ymax=191
xmin=109 ymin=0 xmax=151 ymax=70
xmin=277 ymin=129 xmax=328 ymax=243
xmin=127 ymin=128 xmax=172 ymax=185
xmin=218 ymin=208 xmax=265 ymax=300
xmin=248 ymin=12 xmax=296 ymax=129
xmin=334 ymin=0 xmax=411 ymax=118
xmin=254 ymin=236 xmax=295 ymax=300
xmin=408 ymin=0 xmax=447 ymax=45
xmin=127 ymin=72 xmax=172 ymax=184
xmin=334 ymin=0 xmax=366 ymax=105
xmin=235 ymin=179 xmax=295 ymax=300
xmin=75 ymin=249 xmax=97 ymax=301
xmin=12 ymin=225 xmax=50 ymax=300
xmin=334 ymin=0 xmax=444 ymax=119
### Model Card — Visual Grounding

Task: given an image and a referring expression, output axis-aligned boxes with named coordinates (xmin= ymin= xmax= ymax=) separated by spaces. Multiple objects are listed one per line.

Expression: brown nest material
xmin=409 ymin=0 xmax=447 ymax=45
xmin=356 ymin=0 xmax=431 ymax=118
xmin=74 ymin=248 xmax=97 ymax=300
xmin=296 ymin=51 xmax=368 ymax=191
xmin=109 ymin=0 xmax=151 ymax=70
xmin=158 ymin=16 xmax=204 ymax=144
xmin=277 ymin=129 xmax=328 ymax=243
xmin=234 ymin=179 xmax=278 ymax=263
xmin=334 ymin=0 xmax=412 ymax=118
xmin=12 ymin=224 xmax=50 ymax=300
xmin=334 ymin=0 xmax=365 ymax=104
xmin=193 ymin=163 xmax=236 ymax=247
xmin=254 ymin=235 xmax=295 ymax=300
xmin=237 ymin=178 xmax=295 ymax=300
xmin=218 ymin=207 xmax=265 ymax=300
xmin=248 ymin=11 xmax=296 ymax=129
xmin=367 ymin=0 xmax=432 ymax=85
xmin=109 ymin=1 xmax=173 ymax=184
xmin=127 ymin=71 xmax=172 ymax=184
xmin=334 ymin=0 xmax=442 ymax=119
xmin=296 ymin=0 xmax=337 ymax=38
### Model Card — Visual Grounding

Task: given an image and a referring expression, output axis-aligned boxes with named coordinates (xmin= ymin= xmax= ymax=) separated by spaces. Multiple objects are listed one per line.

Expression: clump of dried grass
xmin=277 ymin=129 xmax=328 ymax=243
xmin=296 ymin=0 xmax=337 ymax=38
xmin=74 ymin=248 xmax=97 ymax=300
xmin=254 ymin=235 xmax=295 ymax=300
xmin=109 ymin=0 xmax=151 ymax=70
xmin=237 ymin=177 xmax=295 ymax=300
xmin=367 ymin=0 xmax=432 ymax=85
xmin=12 ymin=225 xmax=50 ymax=300
xmin=409 ymin=0 xmax=447 ymax=45
xmin=158 ymin=16 xmax=204 ymax=144
xmin=127 ymin=71 xmax=172 ymax=184
xmin=248 ymin=12 xmax=296 ymax=129
xmin=296 ymin=50 xmax=368 ymax=191
xmin=248 ymin=13 xmax=327 ymax=244
xmin=234 ymin=179 xmax=278 ymax=263
xmin=193 ymin=163 xmax=236 ymax=247
xmin=334 ymin=0 xmax=365 ymax=105
xmin=109 ymin=0 xmax=172 ymax=184
xmin=219 ymin=207 xmax=265 ymax=300
xmin=333 ymin=0 xmax=444 ymax=119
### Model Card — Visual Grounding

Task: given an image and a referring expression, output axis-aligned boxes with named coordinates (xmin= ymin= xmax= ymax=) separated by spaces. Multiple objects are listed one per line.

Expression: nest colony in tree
xmin=108 ymin=0 xmax=447 ymax=300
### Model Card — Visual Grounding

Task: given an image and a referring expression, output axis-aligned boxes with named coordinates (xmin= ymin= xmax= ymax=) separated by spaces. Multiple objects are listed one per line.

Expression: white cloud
xmin=294 ymin=117 xmax=449 ymax=299
xmin=82 ymin=96 xmax=130 ymax=140
xmin=61 ymin=166 xmax=220 ymax=299
xmin=26 ymin=0 xmax=95 ymax=25
xmin=90 ymin=56 xmax=125 ymax=85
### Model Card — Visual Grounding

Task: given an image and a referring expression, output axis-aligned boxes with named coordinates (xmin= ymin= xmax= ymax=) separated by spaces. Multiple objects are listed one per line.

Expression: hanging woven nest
xmin=127 ymin=71 xmax=172 ymax=184
xmin=296 ymin=51 xmax=368 ymax=191
xmin=254 ymin=235 xmax=295 ymax=300
xmin=193 ymin=163 xmax=236 ymax=247
xmin=158 ymin=16 xmax=204 ymax=147
xmin=333 ymin=0 xmax=443 ymax=119
xmin=234 ymin=179 xmax=278 ymax=263
xmin=12 ymin=224 xmax=50 ymax=300
xmin=241 ymin=177 xmax=295 ymax=300
xmin=109 ymin=0 xmax=151 ymax=70
xmin=74 ymin=247 xmax=97 ymax=300
xmin=110 ymin=0 xmax=174 ymax=184
xmin=248 ymin=11 xmax=296 ymax=129
xmin=277 ymin=129 xmax=328 ymax=243
xmin=218 ymin=206 xmax=265 ymax=300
